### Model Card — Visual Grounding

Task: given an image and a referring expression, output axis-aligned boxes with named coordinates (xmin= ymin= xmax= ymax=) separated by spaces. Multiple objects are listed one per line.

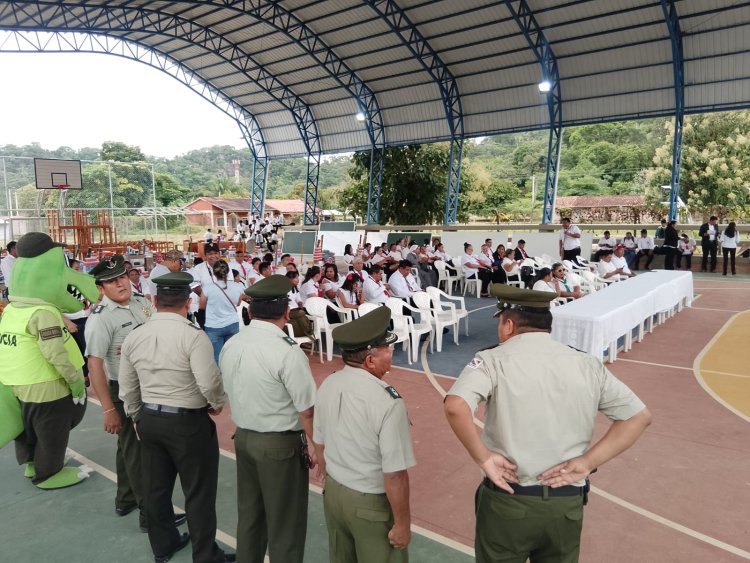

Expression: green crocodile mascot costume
xmin=0 ymin=232 xmax=99 ymax=489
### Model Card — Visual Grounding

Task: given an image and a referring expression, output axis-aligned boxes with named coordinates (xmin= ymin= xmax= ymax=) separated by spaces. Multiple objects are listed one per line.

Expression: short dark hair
xmin=398 ymin=259 xmax=412 ymax=269
xmin=250 ymin=299 xmax=288 ymax=320
xmin=212 ymin=259 xmax=230 ymax=280
xmin=709 ymin=215 xmax=718 ymax=221
xmin=259 ymin=261 xmax=272 ymax=275
xmin=251 ymin=257 xmax=261 ymax=265
xmin=370 ymin=264 xmax=383 ymax=274
xmin=281 ymin=253 xmax=290 ymax=260
xmin=6 ymin=241 xmax=17 ymax=252
xmin=342 ymin=348 xmax=373 ymax=364
xmin=155 ymin=290 xmax=191 ymax=309
xmin=561 ymin=217 xmax=571 ymax=223
xmin=501 ymin=308 xmax=553 ymax=333
xmin=517 ymin=239 xmax=526 ymax=244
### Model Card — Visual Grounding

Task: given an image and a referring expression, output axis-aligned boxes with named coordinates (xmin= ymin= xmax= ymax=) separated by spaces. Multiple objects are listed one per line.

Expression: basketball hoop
xmin=53 ymin=184 xmax=70 ymax=191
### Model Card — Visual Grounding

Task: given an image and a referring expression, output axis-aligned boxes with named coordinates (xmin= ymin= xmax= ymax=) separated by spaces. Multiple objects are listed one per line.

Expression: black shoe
xmin=115 ymin=504 xmax=138 ymax=517
xmin=154 ymin=532 xmax=190 ymax=563
xmin=141 ymin=513 xmax=187 ymax=533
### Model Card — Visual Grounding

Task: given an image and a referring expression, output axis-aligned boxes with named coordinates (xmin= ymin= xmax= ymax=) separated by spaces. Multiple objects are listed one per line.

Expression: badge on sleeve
xmin=466 ymin=357 xmax=483 ymax=369
xmin=384 ymin=386 xmax=402 ymax=399
xmin=282 ymin=336 xmax=297 ymax=346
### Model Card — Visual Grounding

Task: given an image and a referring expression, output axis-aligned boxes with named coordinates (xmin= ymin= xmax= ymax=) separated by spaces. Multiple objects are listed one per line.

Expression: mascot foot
xmin=23 ymin=462 xmax=36 ymax=479
xmin=36 ymin=466 xmax=90 ymax=490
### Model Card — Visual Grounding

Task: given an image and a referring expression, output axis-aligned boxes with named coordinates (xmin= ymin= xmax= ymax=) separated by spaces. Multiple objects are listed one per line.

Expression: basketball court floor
xmin=1 ymin=272 xmax=749 ymax=562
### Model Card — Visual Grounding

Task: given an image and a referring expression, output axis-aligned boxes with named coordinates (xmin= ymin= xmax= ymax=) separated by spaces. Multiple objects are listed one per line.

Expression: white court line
xmin=691 ymin=307 xmax=744 ymax=313
xmin=617 ymin=359 xmax=692 ymax=371
xmin=468 ymin=304 xmax=498 ymax=314
xmin=419 ymin=335 xmax=750 ymax=560
xmin=702 ymin=369 xmax=750 ymax=379
xmin=87 ymin=398 xmax=471 ymax=556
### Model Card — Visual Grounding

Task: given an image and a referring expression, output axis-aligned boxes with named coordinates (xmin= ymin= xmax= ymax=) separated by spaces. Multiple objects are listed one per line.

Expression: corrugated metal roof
xmin=1 ymin=0 xmax=749 ymax=158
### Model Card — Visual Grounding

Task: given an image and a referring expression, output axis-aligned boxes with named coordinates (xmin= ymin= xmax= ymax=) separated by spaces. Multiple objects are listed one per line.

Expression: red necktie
xmin=383 ymin=283 xmax=390 ymax=297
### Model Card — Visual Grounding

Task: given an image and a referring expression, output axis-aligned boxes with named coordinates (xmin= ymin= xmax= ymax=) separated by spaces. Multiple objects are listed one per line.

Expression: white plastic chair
xmin=386 ymin=297 xmax=433 ymax=361
xmin=426 ymin=286 xmax=469 ymax=336
xmin=434 ymin=260 xmax=459 ymax=294
xmin=412 ymin=292 xmax=458 ymax=352
xmin=304 ymin=297 xmax=355 ymax=362
xmin=284 ymin=322 xmax=320 ymax=363
xmin=358 ymin=302 xmax=411 ymax=363
xmin=504 ymin=262 xmax=524 ymax=288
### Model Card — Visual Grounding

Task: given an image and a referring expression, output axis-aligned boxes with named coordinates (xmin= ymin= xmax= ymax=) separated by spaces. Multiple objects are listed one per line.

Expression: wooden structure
xmin=47 ymin=210 xmax=116 ymax=251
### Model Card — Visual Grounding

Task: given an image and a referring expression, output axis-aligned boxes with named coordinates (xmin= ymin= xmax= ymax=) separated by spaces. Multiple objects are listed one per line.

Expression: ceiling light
xmin=355 ymin=111 xmax=366 ymax=121
xmin=538 ymin=80 xmax=552 ymax=93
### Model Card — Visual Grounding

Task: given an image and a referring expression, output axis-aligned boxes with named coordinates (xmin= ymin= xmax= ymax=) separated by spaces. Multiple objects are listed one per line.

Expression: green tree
xmin=647 ymin=111 xmax=750 ymax=220
xmin=155 ymin=172 xmax=191 ymax=206
xmin=100 ymin=141 xmax=146 ymax=163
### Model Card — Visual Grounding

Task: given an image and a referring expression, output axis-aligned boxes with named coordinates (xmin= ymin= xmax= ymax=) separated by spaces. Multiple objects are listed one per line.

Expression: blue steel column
xmin=660 ymin=0 xmax=684 ymax=222
xmin=365 ymin=0 xmax=464 ymax=225
xmin=250 ymin=155 xmax=268 ymax=218
xmin=503 ymin=1 xmax=562 ymax=225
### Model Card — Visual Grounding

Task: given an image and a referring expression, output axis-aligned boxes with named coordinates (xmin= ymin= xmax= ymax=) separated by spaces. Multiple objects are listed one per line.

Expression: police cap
xmin=152 ymin=271 xmax=193 ymax=293
xmin=90 ymin=254 xmax=127 ymax=283
xmin=332 ymin=306 xmax=397 ymax=352
xmin=244 ymin=274 xmax=291 ymax=302
xmin=491 ymin=284 xmax=556 ymax=317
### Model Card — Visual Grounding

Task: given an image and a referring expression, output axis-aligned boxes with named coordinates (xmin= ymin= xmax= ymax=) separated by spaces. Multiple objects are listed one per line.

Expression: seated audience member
xmin=363 ymin=265 xmax=390 ymax=304
xmin=532 ymin=267 xmax=557 ymax=293
xmin=299 ymin=265 xmax=322 ymax=304
xmin=490 ymin=245 xmax=508 ymax=284
xmin=388 ymin=260 xmax=421 ymax=299
xmin=351 ymin=257 xmax=370 ymax=283
xmin=551 ymin=263 xmax=582 ymax=299
xmin=596 ymin=231 xmax=616 ymax=258
xmin=343 ymin=244 xmax=356 ymax=267
xmin=361 ymin=243 xmax=372 ymax=262
xmin=633 ymin=229 xmax=655 ymax=270
xmin=247 ymin=257 xmax=262 ymax=285
xmin=433 ymin=243 xmax=454 ymax=267
xmin=336 ymin=272 xmax=364 ymax=310
xmin=258 ymin=261 xmax=272 ymax=278
xmin=513 ymin=240 xmax=530 ymax=260
xmin=612 ymin=244 xmax=636 ymax=277
xmin=461 ymin=243 xmax=492 ymax=297
xmin=622 ymin=232 xmax=637 ymax=267
xmin=286 ymin=270 xmax=304 ymax=309
xmin=274 ymin=253 xmax=292 ymax=276
xmin=369 ymin=245 xmax=387 ymax=268
xmin=597 ymin=250 xmax=626 ymax=280
xmin=406 ymin=244 xmax=438 ymax=288
xmin=677 ymin=233 xmax=696 ymax=271
xmin=321 ymin=263 xmax=342 ymax=300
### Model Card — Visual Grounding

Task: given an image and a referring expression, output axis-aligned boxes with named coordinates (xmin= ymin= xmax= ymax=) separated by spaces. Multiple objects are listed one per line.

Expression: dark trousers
xmin=467 ymin=270 xmax=491 ymax=294
xmin=139 ymin=408 xmax=225 ymax=563
xmin=722 ymin=247 xmax=737 ymax=275
xmin=110 ymin=381 xmax=144 ymax=525
xmin=702 ymin=240 xmax=718 ymax=271
xmin=676 ymin=253 xmax=693 ymax=270
xmin=633 ymin=250 xmax=654 ymax=270
xmin=234 ymin=428 xmax=308 ymax=563
xmin=562 ymin=248 xmax=581 ymax=262
xmin=474 ymin=482 xmax=584 ymax=563
xmin=69 ymin=318 xmax=89 ymax=381
xmin=662 ymin=246 xmax=676 ymax=270
xmin=15 ymin=395 xmax=86 ymax=484
xmin=196 ymin=309 xmax=207 ymax=329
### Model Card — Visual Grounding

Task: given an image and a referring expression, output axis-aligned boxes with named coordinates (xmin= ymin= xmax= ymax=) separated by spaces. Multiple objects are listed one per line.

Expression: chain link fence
xmin=1 ymin=155 xmax=165 ymax=245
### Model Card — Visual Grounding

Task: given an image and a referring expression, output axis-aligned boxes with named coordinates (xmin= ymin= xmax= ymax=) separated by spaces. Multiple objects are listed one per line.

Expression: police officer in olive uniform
xmin=218 ymin=275 xmax=316 ymax=563
xmin=314 ymin=307 xmax=416 ymax=563
xmin=444 ymin=285 xmax=652 ymax=563
xmin=85 ymin=255 xmax=169 ymax=531
xmin=119 ymin=272 xmax=234 ymax=563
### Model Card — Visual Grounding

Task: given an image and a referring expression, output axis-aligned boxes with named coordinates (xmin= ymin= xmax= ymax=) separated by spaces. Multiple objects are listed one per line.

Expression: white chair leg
xmin=436 ymin=325 xmax=443 ymax=352
xmin=465 ymin=316 xmax=469 ymax=336
xmin=326 ymin=331 xmax=334 ymax=361
xmin=453 ymin=322 xmax=459 ymax=345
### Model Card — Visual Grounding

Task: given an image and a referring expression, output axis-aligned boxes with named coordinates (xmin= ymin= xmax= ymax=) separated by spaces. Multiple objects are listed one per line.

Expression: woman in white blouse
xmin=299 ymin=265 xmax=322 ymax=304
xmin=336 ymin=272 xmax=364 ymax=310
xmin=343 ymin=244 xmax=355 ymax=267
xmin=460 ymin=243 xmax=492 ymax=297
xmin=720 ymin=221 xmax=741 ymax=275
xmin=532 ymin=268 xmax=557 ymax=293
xmin=286 ymin=270 xmax=304 ymax=309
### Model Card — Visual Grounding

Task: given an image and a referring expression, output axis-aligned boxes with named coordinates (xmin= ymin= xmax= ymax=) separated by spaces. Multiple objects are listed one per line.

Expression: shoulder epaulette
xmin=384 ymin=385 xmax=402 ymax=399
xmin=282 ymin=335 xmax=297 ymax=346
xmin=92 ymin=304 xmax=104 ymax=314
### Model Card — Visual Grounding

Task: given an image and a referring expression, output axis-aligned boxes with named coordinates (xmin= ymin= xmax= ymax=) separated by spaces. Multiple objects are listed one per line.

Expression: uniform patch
xmin=466 ymin=357 xmax=483 ymax=369
xmin=92 ymin=304 xmax=104 ymax=314
xmin=282 ymin=336 xmax=297 ymax=346
xmin=39 ymin=326 xmax=63 ymax=340
xmin=384 ymin=386 xmax=402 ymax=399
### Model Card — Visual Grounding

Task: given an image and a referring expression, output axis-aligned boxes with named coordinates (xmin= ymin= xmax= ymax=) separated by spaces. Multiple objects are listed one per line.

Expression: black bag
xmin=241 ymin=305 xmax=251 ymax=326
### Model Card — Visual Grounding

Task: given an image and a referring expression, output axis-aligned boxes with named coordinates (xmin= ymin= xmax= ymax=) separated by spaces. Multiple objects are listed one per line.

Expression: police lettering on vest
xmin=0 ymin=333 xmax=17 ymax=346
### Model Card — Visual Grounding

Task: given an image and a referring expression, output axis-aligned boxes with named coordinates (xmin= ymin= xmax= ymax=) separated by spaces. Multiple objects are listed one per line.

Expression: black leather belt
xmin=483 ymin=478 xmax=583 ymax=497
xmin=143 ymin=403 xmax=208 ymax=415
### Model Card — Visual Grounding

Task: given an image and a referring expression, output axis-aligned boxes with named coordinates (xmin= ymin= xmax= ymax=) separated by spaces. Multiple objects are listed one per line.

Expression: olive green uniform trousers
xmin=234 ymin=428 xmax=308 ymax=563
xmin=110 ymin=381 xmax=145 ymax=528
xmin=474 ymin=481 xmax=584 ymax=563
xmin=323 ymin=476 xmax=408 ymax=563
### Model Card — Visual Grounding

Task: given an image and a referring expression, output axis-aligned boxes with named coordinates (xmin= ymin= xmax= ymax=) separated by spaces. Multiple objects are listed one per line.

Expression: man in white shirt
xmin=190 ymin=243 xmax=222 ymax=328
xmin=228 ymin=249 xmax=251 ymax=285
xmin=1 ymin=240 xmax=18 ymax=295
xmin=363 ymin=265 xmax=390 ymax=304
xmin=203 ymin=229 xmax=214 ymax=243
xmin=273 ymin=253 xmax=292 ymax=276
xmin=612 ymin=244 xmax=635 ymax=277
xmin=148 ymin=250 xmax=184 ymax=294
xmin=388 ymin=260 xmax=420 ymax=298
xmin=559 ymin=217 xmax=582 ymax=261
xmin=597 ymin=231 xmax=616 ymax=258
xmin=351 ymin=257 xmax=370 ymax=283
xmin=597 ymin=250 xmax=626 ymax=280
xmin=633 ymin=229 xmax=655 ymax=271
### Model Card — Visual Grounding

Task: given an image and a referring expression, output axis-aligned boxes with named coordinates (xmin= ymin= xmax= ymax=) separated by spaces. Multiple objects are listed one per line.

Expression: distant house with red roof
xmin=554 ymin=195 xmax=661 ymax=223
xmin=184 ymin=197 xmax=312 ymax=228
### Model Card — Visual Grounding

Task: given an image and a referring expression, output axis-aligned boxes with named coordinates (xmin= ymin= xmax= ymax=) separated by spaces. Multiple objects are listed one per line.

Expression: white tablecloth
xmin=551 ymin=271 xmax=693 ymax=359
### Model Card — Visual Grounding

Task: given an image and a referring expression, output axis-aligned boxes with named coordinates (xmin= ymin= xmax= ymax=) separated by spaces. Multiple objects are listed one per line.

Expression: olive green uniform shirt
xmin=219 ymin=320 xmax=315 ymax=432
xmin=118 ymin=312 xmax=227 ymax=418
xmin=84 ymin=295 xmax=155 ymax=381
xmin=448 ymin=332 xmax=646 ymax=486
xmin=313 ymin=365 xmax=416 ymax=494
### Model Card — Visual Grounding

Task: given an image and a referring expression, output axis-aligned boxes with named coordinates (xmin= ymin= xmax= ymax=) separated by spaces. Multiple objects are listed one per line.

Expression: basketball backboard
xmin=34 ymin=158 xmax=83 ymax=190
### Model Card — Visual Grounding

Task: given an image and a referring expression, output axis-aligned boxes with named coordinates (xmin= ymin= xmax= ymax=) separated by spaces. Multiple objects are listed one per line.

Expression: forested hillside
xmin=3 ymin=110 xmax=749 ymax=222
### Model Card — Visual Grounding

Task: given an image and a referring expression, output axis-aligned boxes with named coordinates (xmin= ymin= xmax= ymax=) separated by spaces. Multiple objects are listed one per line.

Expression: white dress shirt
xmin=363 ymin=276 xmax=389 ymax=303
xmin=388 ymin=270 xmax=418 ymax=298
xmin=636 ymin=236 xmax=655 ymax=251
